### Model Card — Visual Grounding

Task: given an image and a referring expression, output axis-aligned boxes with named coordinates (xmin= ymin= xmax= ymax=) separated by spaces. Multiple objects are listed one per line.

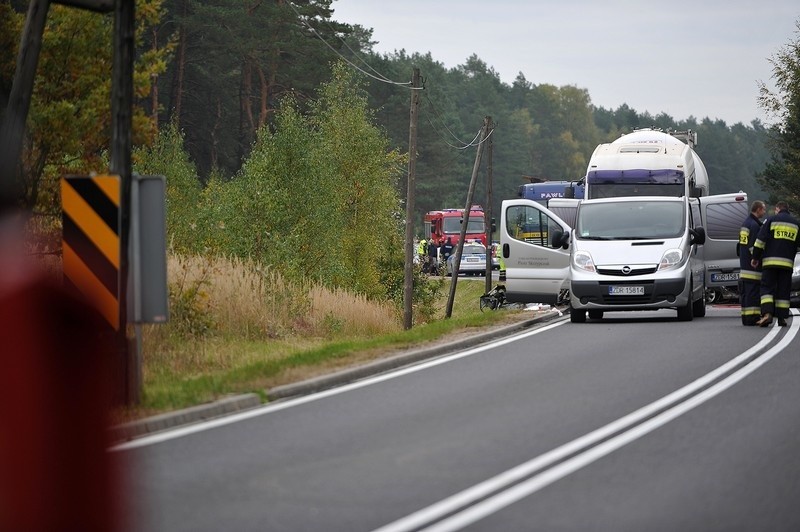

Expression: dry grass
xmin=141 ymin=253 xmax=402 ymax=379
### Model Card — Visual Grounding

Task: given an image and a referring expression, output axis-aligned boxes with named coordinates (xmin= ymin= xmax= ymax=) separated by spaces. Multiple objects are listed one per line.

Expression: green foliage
xmin=757 ymin=19 xmax=800 ymax=202
xmin=2 ymin=2 xmax=170 ymax=214
xmin=133 ymin=122 xmax=203 ymax=253
xmin=199 ymin=63 xmax=405 ymax=303
xmin=168 ymin=263 xmax=215 ymax=339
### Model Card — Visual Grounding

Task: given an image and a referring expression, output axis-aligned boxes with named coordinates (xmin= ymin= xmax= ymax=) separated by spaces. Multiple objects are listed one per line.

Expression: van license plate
xmin=711 ymin=272 xmax=739 ymax=282
xmin=609 ymin=286 xmax=644 ymax=295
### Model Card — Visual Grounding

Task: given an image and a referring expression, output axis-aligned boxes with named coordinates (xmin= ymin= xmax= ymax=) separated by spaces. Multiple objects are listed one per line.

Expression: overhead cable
xmin=287 ymin=1 xmax=421 ymax=89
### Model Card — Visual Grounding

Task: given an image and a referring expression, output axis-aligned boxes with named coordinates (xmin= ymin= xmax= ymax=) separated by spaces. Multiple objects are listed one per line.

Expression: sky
xmin=331 ymin=0 xmax=799 ymax=127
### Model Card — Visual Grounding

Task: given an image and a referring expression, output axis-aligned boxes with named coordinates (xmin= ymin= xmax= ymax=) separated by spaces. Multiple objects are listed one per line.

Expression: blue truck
xmin=517 ymin=180 xmax=584 ymax=204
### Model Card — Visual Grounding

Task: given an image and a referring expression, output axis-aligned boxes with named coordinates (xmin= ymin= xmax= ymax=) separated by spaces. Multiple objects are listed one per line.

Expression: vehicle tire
xmin=588 ymin=309 xmax=604 ymax=320
xmin=677 ymin=288 xmax=694 ymax=321
xmin=704 ymin=288 xmax=720 ymax=304
xmin=570 ymin=307 xmax=586 ymax=323
xmin=693 ymin=291 xmax=706 ymax=317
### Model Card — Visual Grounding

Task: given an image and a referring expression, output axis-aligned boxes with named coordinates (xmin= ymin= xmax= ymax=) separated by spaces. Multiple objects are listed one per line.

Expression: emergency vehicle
xmin=423 ymin=206 xmax=487 ymax=247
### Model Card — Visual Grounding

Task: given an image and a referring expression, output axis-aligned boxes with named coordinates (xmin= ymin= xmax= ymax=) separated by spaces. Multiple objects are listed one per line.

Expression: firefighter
xmin=737 ymin=200 xmax=766 ymax=325
xmin=751 ymin=201 xmax=800 ymax=327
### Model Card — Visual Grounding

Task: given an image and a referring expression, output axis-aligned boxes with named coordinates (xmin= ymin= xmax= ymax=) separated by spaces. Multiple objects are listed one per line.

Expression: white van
xmin=563 ymin=196 xmax=706 ymax=322
xmin=501 ymin=195 xmax=713 ymax=322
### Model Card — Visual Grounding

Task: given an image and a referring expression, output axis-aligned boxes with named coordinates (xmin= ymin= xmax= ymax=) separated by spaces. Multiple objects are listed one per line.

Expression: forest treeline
xmin=1 ymin=0 xmax=776 ymax=225
xmin=146 ymin=0 xmax=774 ymax=217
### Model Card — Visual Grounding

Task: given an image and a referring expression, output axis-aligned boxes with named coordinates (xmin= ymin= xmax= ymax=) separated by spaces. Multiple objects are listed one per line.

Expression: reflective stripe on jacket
xmin=738 ymin=212 xmax=763 ymax=279
xmin=753 ymin=209 xmax=800 ymax=269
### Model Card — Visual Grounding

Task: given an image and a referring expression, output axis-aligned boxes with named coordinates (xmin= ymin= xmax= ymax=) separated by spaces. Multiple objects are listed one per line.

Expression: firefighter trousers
xmin=740 ymin=279 xmax=761 ymax=325
xmin=760 ymin=267 xmax=792 ymax=320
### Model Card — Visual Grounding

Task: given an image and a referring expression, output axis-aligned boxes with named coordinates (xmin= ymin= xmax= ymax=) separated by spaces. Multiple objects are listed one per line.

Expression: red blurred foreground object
xmin=0 ymin=219 xmax=120 ymax=531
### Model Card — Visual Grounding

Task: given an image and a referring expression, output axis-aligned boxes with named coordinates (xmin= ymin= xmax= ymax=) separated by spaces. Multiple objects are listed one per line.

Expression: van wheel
xmin=704 ymin=288 xmax=719 ymax=304
xmin=588 ymin=309 xmax=604 ymax=320
xmin=677 ymin=292 xmax=694 ymax=321
xmin=570 ymin=307 xmax=586 ymax=323
xmin=693 ymin=291 xmax=706 ymax=317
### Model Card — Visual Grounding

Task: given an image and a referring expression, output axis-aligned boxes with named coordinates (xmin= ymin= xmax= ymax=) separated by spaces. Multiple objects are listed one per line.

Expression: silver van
xmin=562 ymin=196 xmax=706 ymax=322
xmin=501 ymin=195 xmax=716 ymax=322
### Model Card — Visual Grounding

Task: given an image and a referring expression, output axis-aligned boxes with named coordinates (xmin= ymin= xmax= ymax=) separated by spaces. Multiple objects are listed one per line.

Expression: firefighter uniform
xmin=752 ymin=207 xmax=800 ymax=324
xmin=738 ymin=212 xmax=763 ymax=325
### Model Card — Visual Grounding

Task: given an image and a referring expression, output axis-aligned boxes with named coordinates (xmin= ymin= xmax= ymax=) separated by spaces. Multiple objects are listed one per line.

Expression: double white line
xmin=375 ymin=311 xmax=799 ymax=532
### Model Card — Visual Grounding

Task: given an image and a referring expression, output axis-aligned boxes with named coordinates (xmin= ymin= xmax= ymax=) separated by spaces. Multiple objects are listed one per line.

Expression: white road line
xmin=374 ymin=312 xmax=798 ymax=532
xmin=111 ymin=317 xmax=569 ymax=451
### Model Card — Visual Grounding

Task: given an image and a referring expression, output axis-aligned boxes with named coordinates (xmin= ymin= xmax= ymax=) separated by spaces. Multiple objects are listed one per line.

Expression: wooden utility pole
xmin=484 ymin=118 xmax=494 ymax=294
xmin=445 ymin=116 xmax=490 ymax=318
xmin=111 ymin=0 xmax=138 ymax=404
xmin=403 ymin=67 xmax=421 ymax=330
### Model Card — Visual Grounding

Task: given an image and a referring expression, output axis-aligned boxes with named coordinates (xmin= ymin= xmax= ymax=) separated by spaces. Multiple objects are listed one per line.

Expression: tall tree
xmin=757 ymin=19 xmax=800 ymax=201
xmin=1 ymin=2 xmax=168 ymax=214
xmin=155 ymin=0 xmax=356 ymax=179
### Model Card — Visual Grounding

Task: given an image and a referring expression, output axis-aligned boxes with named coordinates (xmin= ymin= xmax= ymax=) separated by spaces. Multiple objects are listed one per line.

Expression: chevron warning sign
xmin=61 ymin=175 xmax=120 ymax=330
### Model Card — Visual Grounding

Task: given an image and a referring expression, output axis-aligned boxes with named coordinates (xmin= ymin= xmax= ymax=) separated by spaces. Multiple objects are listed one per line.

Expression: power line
xmin=424 ymin=94 xmax=475 ymax=146
xmin=286 ymin=1 xmax=420 ymax=89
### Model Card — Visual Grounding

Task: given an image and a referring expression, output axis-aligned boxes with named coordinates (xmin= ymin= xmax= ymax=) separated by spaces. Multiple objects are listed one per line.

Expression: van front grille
xmin=596 ymin=266 xmax=658 ymax=276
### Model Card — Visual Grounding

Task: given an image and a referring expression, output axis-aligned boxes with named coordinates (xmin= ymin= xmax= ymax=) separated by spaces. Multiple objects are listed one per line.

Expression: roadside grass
xmin=116 ymin=255 xmax=519 ymax=421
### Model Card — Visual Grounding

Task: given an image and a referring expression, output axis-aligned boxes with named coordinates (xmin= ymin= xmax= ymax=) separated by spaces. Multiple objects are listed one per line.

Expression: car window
xmin=462 ymin=245 xmax=485 ymax=255
xmin=506 ymin=205 xmax=555 ymax=247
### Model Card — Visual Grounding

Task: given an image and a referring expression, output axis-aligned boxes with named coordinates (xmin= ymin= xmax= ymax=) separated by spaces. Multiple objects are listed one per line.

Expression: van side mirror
xmin=690 ymin=227 xmax=706 ymax=245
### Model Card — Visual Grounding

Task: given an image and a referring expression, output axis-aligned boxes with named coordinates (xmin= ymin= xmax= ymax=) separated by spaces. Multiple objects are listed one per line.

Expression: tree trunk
xmin=210 ymin=98 xmax=221 ymax=170
xmin=169 ymin=0 xmax=188 ymax=127
xmin=151 ymin=26 xmax=159 ymax=133
xmin=257 ymin=65 xmax=268 ymax=129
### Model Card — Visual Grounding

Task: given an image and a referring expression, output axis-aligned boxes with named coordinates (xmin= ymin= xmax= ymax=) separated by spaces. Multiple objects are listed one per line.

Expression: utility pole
xmin=484 ymin=118 xmax=494 ymax=294
xmin=446 ymin=116 xmax=489 ymax=318
xmin=0 ymin=0 xmax=50 ymax=212
xmin=403 ymin=67 xmax=421 ymax=330
xmin=110 ymin=0 xmax=138 ymax=404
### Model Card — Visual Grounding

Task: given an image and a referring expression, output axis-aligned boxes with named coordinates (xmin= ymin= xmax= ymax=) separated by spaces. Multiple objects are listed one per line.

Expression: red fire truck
xmin=423 ymin=206 xmax=487 ymax=247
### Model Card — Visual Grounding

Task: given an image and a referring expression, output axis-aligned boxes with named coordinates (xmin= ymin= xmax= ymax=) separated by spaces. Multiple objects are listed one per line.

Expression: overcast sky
xmin=331 ymin=0 xmax=799 ymax=126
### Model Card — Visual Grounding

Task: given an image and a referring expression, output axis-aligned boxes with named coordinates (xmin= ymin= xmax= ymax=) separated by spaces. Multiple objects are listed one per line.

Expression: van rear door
xmin=500 ymin=199 xmax=571 ymax=305
xmin=698 ymin=192 xmax=749 ymax=293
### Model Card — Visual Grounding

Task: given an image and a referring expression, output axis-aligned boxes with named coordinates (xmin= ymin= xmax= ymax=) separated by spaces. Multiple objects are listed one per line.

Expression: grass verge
xmin=116 ymin=258 xmax=526 ymax=422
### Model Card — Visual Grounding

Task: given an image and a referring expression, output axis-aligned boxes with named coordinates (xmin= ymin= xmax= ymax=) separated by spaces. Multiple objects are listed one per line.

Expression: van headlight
xmin=658 ymin=248 xmax=684 ymax=270
xmin=573 ymin=250 xmax=596 ymax=272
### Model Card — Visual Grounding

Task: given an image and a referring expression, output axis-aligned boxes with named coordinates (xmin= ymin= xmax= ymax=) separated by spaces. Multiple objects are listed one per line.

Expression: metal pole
xmin=110 ymin=0 xmax=138 ymax=404
xmin=403 ymin=68 xmax=420 ymax=330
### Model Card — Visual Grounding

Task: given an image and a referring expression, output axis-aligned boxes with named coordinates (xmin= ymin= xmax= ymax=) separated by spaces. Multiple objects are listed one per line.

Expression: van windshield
xmin=577 ymin=201 xmax=685 ymax=240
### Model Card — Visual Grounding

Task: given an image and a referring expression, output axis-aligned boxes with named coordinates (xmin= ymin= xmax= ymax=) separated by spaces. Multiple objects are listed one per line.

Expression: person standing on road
xmin=751 ymin=201 xmax=800 ymax=327
xmin=738 ymin=200 xmax=766 ymax=325
xmin=418 ymin=238 xmax=428 ymax=273
xmin=427 ymin=238 xmax=439 ymax=275
xmin=440 ymin=237 xmax=454 ymax=270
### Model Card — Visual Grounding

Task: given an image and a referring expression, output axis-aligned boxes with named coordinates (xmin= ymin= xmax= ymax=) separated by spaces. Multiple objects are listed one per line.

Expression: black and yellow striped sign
xmin=61 ymin=175 xmax=120 ymax=330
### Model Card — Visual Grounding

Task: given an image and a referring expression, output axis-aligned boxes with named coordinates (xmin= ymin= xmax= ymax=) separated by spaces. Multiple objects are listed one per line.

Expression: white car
xmin=446 ymin=244 xmax=488 ymax=276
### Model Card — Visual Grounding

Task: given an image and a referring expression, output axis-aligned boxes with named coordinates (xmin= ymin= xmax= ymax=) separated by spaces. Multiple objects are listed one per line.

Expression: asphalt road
xmin=118 ymin=306 xmax=800 ymax=531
